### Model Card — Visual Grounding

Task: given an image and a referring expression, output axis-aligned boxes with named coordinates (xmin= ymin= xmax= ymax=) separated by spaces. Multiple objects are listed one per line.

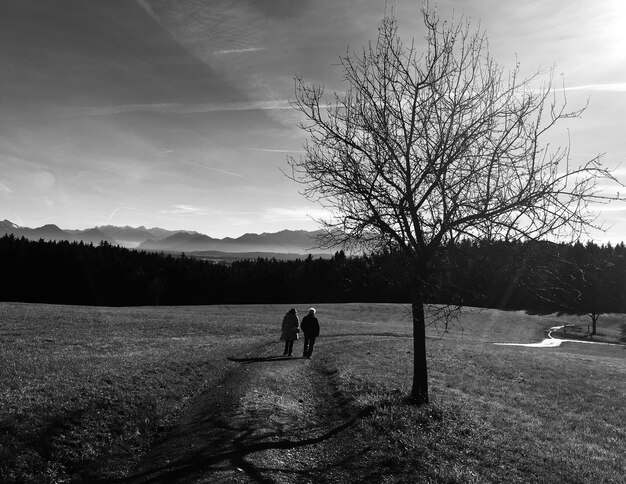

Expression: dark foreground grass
xmin=1 ymin=302 xmax=624 ymax=483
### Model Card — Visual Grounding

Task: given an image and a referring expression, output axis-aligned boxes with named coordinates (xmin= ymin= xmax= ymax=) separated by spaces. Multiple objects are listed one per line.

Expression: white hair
xmin=308 ymin=307 xmax=316 ymax=314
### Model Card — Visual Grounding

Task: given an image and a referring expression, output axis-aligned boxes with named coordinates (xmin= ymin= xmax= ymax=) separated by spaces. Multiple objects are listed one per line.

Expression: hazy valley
xmin=0 ymin=220 xmax=332 ymax=259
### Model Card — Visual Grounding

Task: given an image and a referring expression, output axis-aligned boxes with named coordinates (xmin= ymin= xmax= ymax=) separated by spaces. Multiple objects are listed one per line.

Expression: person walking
xmin=300 ymin=307 xmax=320 ymax=359
xmin=280 ymin=308 xmax=299 ymax=356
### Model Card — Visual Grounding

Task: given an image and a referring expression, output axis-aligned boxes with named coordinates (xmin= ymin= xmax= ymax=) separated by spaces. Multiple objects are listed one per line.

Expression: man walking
xmin=301 ymin=307 xmax=320 ymax=359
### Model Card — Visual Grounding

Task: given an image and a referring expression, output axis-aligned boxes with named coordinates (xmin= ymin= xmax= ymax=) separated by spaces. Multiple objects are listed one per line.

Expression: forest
xmin=1 ymin=234 xmax=625 ymax=327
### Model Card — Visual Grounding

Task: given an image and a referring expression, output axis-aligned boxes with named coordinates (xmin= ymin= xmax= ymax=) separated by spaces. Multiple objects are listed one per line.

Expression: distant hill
xmin=0 ymin=219 xmax=333 ymax=257
xmin=138 ymin=228 xmax=327 ymax=254
xmin=0 ymin=220 xmax=19 ymax=230
xmin=0 ymin=220 xmax=115 ymax=245
xmin=93 ymin=225 xmax=191 ymax=248
xmin=74 ymin=228 xmax=116 ymax=246
xmin=138 ymin=232 xmax=221 ymax=253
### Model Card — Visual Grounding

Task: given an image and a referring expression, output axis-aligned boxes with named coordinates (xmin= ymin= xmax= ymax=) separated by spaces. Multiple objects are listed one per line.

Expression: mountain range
xmin=0 ymin=220 xmax=333 ymax=257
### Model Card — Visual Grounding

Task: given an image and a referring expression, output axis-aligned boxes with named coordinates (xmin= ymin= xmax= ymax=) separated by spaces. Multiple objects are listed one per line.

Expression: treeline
xmin=438 ymin=239 xmax=626 ymax=317
xmin=1 ymin=235 xmax=625 ymax=317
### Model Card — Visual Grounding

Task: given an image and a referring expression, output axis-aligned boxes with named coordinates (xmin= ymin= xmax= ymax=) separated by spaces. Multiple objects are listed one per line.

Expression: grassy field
xmin=0 ymin=303 xmax=280 ymax=482
xmin=0 ymin=302 xmax=624 ymax=483
xmin=319 ymin=305 xmax=625 ymax=482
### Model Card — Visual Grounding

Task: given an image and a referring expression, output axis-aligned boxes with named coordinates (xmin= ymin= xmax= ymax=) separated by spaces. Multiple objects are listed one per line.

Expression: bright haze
xmin=1 ymin=0 xmax=625 ymax=241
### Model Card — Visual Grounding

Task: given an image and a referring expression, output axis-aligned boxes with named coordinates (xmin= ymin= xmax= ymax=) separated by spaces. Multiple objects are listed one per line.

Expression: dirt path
xmin=119 ymin=341 xmax=368 ymax=484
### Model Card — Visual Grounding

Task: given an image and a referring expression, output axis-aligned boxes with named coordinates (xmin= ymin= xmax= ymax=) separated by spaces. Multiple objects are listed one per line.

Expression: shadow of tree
xmin=116 ymin=406 xmax=376 ymax=484
xmin=227 ymin=355 xmax=302 ymax=364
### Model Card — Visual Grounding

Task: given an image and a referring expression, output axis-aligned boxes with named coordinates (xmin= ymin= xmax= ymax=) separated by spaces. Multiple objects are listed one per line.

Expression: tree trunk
xmin=411 ymin=285 xmax=429 ymax=405
xmin=591 ymin=312 xmax=599 ymax=336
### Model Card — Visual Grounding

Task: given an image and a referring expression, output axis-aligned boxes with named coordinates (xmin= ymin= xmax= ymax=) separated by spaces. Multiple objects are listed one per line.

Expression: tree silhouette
xmin=289 ymin=7 xmax=623 ymax=403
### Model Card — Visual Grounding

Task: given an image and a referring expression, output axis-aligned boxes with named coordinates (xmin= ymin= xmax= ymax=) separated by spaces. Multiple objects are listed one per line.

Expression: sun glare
xmin=603 ymin=1 xmax=626 ymax=61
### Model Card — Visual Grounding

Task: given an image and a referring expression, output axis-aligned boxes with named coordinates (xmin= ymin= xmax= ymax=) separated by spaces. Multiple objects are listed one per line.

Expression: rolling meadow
xmin=0 ymin=302 xmax=624 ymax=483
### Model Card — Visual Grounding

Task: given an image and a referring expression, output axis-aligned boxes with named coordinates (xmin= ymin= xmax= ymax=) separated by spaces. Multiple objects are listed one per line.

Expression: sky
xmin=1 ymin=0 xmax=625 ymax=241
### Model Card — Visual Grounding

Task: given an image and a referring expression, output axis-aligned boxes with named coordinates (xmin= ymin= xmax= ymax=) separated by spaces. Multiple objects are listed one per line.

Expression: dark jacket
xmin=300 ymin=314 xmax=320 ymax=337
xmin=280 ymin=311 xmax=300 ymax=341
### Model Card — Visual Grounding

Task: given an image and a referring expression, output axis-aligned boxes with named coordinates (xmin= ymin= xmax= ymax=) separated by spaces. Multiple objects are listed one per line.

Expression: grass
xmin=0 ymin=303 xmax=279 ymax=483
xmin=0 ymin=302 xmax=624 ymax=483
xmin=317 ymin=305 xmax=625 ymax=483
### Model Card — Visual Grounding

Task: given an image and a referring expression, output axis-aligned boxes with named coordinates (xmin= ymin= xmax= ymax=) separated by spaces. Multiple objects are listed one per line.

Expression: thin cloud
xmin=105 ymin=206 xmax=137 ymax=225
xmin=215 ymin=47 xmax=265 ymax=55
xmin=106 ymin=207 xmax=120 ymax=224
xmin=589 ymin=204 xmax=626 ymax=213
xmin=135 ymin=0 xmax=161 ymax=24
xmin=593 ymin=183 xmax=625 ymax=194
xmin=250 ymin=148 xmax=306 ymax=154
xmin=263 ymin=206 xmax=330 ymax=223
xmin=0 ymin=180 xmax=12 ymax=194
xmin=174 ymin=204 xmax=204 ymax=213
xmin=562 ymin=83 xmax=626 ymax=92
xmin=68 ymin=99 xmax=293 ymax=117
xmin=162 ymin=205 xmax=208 ymax=216
xmin=181 ymin=161 xmax=243 ymax=178
xmin=603 ymin=168 xmax=626 ymax=177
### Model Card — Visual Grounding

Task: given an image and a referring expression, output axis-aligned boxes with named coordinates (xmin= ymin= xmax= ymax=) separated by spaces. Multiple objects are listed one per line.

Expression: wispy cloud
xmin=249 ymin=148 xmax=306 ymax=154
xmin=0 ymin=180 xmax=12 ymax=194
xmin=135 ymin=0 xmax=160 ymax=24
xmin=589 ymin=204 xmax=626 ymax=213
xmin=263 ymin=206 xmax=330 ymax=223
xmin=66 ymin=99 xmax=293 ymax=117
xmin=162 ymin=205 xmax=208 ymax=216
xmin=181 ymin=161 xmax=243 ymax=178
xmin=214 ymin=47 xmax=265 ymax=55
xmin=603 ymin=168 xmax=626 ymax=178
xmin=160 ymin=205 xmax=256 ymax=219
xmin=593 ymin=182 xmax=625 ymax=194
xmin=175 ymin=204 xmax=204 ymax=213
xmin=562 ymin=83 xmax=626 ymax=92
xmin=105 ymin=206 xmax=137 ymax=225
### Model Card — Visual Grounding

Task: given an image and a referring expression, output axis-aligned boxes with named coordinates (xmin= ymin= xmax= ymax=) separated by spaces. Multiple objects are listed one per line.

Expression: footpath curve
xmin=494 ymin=325 xmax=622 ymax=348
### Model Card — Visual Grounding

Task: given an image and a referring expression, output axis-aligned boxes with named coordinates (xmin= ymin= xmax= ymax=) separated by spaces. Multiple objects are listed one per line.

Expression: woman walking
xmin=280 ymin=308 xmax=299 ymax=356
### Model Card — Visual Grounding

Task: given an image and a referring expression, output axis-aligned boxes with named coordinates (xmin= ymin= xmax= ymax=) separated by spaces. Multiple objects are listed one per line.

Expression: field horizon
xmin=1 ymin=302 xmax=624 ymax=483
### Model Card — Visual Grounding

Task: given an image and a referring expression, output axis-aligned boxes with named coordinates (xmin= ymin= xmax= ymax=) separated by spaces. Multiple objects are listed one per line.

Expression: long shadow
xmin=227 ymin=355 xmax=303 ymax=364
xmin=116 ymin=406 xmax=376 ymax=484
xmin=321 ymin=331 xmax=412 ymax=339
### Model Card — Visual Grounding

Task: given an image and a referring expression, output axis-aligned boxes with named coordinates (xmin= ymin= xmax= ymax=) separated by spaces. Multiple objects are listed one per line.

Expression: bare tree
xmin=288 ymin=7 xmax=623 ymax=404
xmin=536 ymin=242 xmax=622 ymax=336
